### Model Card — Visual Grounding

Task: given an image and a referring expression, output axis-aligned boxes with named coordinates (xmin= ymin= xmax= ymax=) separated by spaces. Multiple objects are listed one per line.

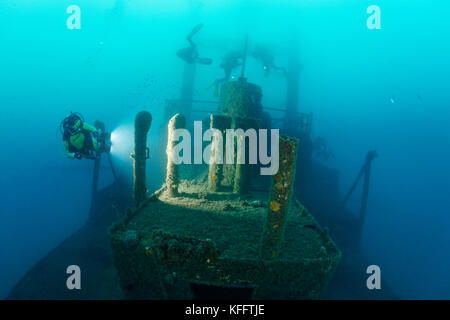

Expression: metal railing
xmin=164 ymin=99 xmax=312 ymax=135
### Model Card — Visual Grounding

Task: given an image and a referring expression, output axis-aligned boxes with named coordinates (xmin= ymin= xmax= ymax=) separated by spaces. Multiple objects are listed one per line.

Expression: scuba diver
xmin=176 ymin=24 xmax=213 ymax=65
xmin=313 ymin=136 xmax=335 ymax=161
xmin=60 ymin=112 xmax=110 ymax=160
xmin=252 ymin=45 xmax=287 ymax=77
xmin=207 ymin=50 xmax=243 ymax=96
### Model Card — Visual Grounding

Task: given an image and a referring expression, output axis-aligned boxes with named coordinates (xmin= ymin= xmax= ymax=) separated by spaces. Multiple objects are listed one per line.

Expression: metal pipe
xmin=261 ymin=135 xmax=299 ymax=259
xmin=133 ymin=111 xmax=152 ymax=207
xmin=208 ymin=114 xmax=232 ymax=192
xmin=359 ymin=150 xmax=378 ymax=237
xmin=240 ymin=34 xmax=249 ymax=79
xmin=233 ymin=117 xmax=260 ymax=195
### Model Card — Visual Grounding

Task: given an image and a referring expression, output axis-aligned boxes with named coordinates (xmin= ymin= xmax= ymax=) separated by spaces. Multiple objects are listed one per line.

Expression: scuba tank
xmin=60 ymin=112 xmax=86 ymax=159
xmin=59 ymin=113 xmax=111 ymax=160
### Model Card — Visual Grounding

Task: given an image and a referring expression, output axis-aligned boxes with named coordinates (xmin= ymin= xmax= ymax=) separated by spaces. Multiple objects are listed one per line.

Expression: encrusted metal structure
xmin=110 ymin=80 xmax=340 ymax=299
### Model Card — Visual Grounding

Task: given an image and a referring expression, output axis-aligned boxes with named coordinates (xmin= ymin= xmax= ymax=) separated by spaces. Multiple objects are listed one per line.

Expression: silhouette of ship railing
xmin=164 ymin=99 xmax=313 ymax=136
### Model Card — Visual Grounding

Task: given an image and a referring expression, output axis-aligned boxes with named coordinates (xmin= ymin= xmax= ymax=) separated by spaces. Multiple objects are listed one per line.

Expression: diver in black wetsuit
xmin=208 ymin=50 xmax=243 ymax=96
xmin=176 ymin=24 xmax=213 ymax=65
xmin=219 ymin=51 xmax=243 ymax=81
xmin=252 ymin=45 xmax=287 ymax=77
xmin=313 ymin=136 xmax=335 ymax=161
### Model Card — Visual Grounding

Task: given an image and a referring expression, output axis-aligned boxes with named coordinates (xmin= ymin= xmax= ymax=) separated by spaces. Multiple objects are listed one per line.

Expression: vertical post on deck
xmin=261 ymin=135 xmax=298 ymax=259
xmin=233 ymin=117 xmax=260 ymax=195
xmin=133 ymin=111 xmax=152 ymax=207
xmin=166 ymin=113 xmax=186 ymax=197
xmin=208 ymin=114 xmax=232 ymax=192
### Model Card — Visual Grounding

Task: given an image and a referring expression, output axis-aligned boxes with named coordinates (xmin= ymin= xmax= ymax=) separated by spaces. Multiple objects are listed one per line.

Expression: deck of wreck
xmin=109 ymin=178 xmax=340 ymax=299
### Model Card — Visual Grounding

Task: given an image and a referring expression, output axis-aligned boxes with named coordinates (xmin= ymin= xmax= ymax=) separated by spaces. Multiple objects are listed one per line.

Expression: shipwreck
xmin=109 ymin=78 xmax=341 ymax=299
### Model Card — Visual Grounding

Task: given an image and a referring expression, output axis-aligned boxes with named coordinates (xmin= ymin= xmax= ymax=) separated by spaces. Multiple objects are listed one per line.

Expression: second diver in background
xmin=252 ymin=45 xmax=287 ymax=77
xmin=208 ymin=50 xmax=243 ymax=96
xmin=313 ymin=136 xmax=335 ymax=161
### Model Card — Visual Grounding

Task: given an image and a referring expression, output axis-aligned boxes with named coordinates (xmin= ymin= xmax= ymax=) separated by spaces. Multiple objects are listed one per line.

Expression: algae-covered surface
xmin=130 ymin=180 xmax=332 ymax=261
xmin=110 ymin=178 xmax=340 ymax=299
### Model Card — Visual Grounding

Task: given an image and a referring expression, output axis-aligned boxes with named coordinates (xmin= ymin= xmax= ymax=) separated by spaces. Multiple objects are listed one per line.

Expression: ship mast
xmin=284 ymin=32 xmax=301 ymax=135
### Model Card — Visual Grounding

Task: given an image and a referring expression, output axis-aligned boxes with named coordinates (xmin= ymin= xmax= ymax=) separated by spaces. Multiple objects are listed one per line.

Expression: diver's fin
xmin=188 ymin=23 xmax=204 ymax=39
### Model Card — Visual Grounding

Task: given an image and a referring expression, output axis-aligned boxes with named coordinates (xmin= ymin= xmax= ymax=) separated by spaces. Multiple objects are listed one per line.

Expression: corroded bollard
xmin=208 ymin=114 xmax=232 ymax=192
xmin=166 ymin=114 xmax=186 ymax=197
xmin=233 ymin=117 xmax=260 ymax=195
xmin=261 ymin=135 xmax=298 ymax=259
xmin=134 ymin=111 xmax=152 ymax=207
